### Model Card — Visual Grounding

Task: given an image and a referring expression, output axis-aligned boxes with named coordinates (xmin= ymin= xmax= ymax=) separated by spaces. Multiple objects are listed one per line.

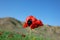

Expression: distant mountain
xmin=0 ymin=17 xmax=60 ymax=40
xmin=0 ymin=17 xmax=23 ymax=34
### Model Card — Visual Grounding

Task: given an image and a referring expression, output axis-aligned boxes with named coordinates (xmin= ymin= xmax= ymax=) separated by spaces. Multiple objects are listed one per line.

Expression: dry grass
xmin=0 ymin=17 xmax=60 ymax=40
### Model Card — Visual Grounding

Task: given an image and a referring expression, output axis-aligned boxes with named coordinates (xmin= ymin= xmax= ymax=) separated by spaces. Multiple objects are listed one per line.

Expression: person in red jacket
xmin=23 ymin=15 xmax=43 ymax=29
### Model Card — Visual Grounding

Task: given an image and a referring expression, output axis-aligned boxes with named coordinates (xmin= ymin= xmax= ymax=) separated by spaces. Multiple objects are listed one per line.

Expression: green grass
xmin=0 ymin=31 xmax=51 ymax=40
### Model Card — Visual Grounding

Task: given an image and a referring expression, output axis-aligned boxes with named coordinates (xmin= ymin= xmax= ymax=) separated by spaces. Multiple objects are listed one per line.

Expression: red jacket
xmin=23 ymin=16 xmax=43 ymax=29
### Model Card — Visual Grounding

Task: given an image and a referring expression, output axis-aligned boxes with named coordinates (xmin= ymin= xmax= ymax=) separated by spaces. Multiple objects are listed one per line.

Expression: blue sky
xmin=0 ymin=0 xmax=60 ymax=26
